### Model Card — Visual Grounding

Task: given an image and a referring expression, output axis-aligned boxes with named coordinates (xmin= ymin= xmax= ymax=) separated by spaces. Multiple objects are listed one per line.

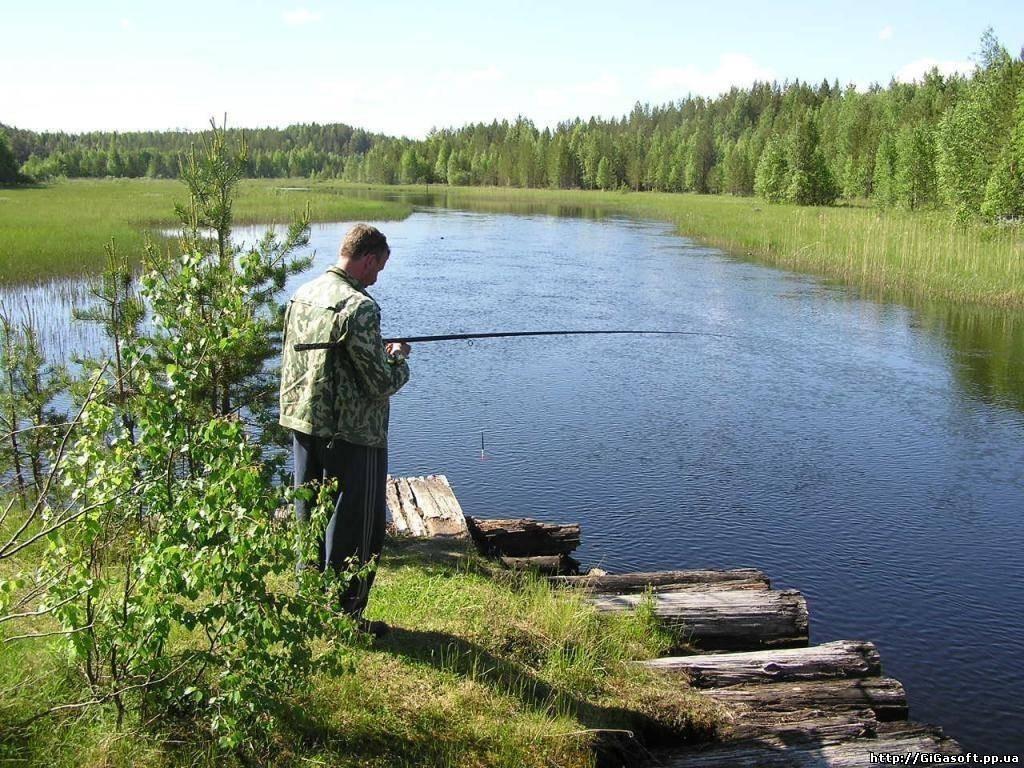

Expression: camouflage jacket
xmin=279 ymin=266 xmax=409 ymax=447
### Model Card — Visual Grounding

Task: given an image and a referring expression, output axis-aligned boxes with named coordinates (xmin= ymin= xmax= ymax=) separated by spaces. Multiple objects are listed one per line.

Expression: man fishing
xmin=279 ymin=223 xmax=410 ymax=639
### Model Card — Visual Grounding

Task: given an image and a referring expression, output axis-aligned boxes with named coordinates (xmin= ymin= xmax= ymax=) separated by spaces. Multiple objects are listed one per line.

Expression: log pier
xmin=386 ymin=476 xmax=963 ymax=764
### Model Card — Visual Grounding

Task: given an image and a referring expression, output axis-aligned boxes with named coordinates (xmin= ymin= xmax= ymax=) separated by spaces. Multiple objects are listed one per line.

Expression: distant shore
xmin=2 ymin=179 xmax=1021 ymax=310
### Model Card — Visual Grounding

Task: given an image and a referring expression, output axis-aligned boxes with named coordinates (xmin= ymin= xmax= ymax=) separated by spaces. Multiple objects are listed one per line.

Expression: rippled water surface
xmin=4 ymin=203 xmax=1023 ymax=754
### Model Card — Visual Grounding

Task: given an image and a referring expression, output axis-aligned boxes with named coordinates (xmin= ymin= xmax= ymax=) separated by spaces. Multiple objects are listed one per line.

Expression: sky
xmin=2 ymin=0 xmax=1021 ymax=138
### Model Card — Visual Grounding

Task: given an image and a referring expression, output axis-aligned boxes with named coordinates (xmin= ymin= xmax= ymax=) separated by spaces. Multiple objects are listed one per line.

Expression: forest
xmin=2 ymin=30 xmax=1022 ymax=222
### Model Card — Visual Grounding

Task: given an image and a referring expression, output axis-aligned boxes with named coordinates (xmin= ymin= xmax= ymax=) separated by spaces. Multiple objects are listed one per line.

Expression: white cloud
xmin=283 ymin=8 xmax=321 ymax=26
xmin=879 ymin=25 xmax=893 ymax=41
xmin=648 ymin=54 xmax=776 ymax=98
xmin=895 ymin=57 xmax=975 ymax=83
xmin=119 ymin=18 xmax=133 ymax=30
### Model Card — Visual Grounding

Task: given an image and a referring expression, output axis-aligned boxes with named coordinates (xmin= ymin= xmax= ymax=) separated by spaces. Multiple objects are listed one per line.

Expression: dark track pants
xmin=292 ymin=431 xmax=387 ymax=617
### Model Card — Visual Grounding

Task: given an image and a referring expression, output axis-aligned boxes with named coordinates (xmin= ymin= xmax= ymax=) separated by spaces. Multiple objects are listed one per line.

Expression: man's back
xmin=279 ymin=266 xmax=408 ymax=447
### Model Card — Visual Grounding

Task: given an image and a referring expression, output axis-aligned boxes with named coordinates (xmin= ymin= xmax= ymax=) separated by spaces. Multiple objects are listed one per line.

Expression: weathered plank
xmin=721 ymin=707 xmax=877 ymax=743
xmin=394 ymin=477 xmax=427 ymax=536
xmin=411 ymin=476 xmax=467 ymax=536
xmin=640 ymin=640 xmax=882 ymax=687
xmin=654 ymin=719 xmax=962 ymax=767
xmin=589 ymin=588 xmax=809 ymax=650
xmin=705 ymin=677 xmax=908 ymax=722
xmin=551 ymin=569 xmax=771 ymax=593
xmin=465 ymin=516 xmax=581 ymax=557
xmin=386 ymin=475 xmax=468 ymax=538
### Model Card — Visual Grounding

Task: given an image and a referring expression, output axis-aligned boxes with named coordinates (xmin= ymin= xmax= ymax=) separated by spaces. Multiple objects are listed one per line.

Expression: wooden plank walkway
xmin=390 ymin=481 xmax=964 ymax=764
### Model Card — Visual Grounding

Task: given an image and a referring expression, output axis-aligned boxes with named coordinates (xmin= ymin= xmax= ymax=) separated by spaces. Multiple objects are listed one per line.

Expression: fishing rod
xmin=293 ymin=329 xmax=735 ymax=351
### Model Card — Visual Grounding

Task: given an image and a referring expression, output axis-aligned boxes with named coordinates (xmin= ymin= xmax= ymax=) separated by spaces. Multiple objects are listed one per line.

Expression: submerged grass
xmin=0 ymin=535 xmax=719 ymax=768
xmin=0 ymin=179 xmax=412 ymax=283
xmin=324 ymin=183 xmax=1024 ymax=309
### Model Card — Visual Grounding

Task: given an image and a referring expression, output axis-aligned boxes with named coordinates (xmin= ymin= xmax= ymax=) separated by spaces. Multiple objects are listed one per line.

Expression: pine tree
xmin=0 ymin=131 xmax=19 ymax=183
xmin=547 ymin=135 xmax=572 ymax=188
xmin=686 ymin=117 xmax=715 ymax=193
xmin=625 ymin=128 xmax=645 ymax=191
xmin=596 ymin=156 xmax=613 ymax=190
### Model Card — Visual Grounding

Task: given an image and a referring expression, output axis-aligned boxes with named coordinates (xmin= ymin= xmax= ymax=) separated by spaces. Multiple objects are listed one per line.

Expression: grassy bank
xmin=0 ymin=536 xmax=718 ymax=768
xmin=0 ymin=179 xmax=412 ymax=282
xmin=327 ymin=183 xmax=1024 ymax=309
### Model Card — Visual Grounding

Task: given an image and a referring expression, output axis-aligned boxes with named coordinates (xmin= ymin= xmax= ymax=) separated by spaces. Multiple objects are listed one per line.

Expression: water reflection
xmin=915 ymin=300 xmax=1024 ymax=412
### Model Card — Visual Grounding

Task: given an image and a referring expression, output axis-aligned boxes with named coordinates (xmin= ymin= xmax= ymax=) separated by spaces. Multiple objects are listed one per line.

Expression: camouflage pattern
xmin=279 ymin=266 xmax=409 ymax=447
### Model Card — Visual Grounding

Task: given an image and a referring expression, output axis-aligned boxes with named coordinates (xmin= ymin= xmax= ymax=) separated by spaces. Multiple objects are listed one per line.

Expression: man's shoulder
xmin=292 ymin=271 xmax=374 ymax=312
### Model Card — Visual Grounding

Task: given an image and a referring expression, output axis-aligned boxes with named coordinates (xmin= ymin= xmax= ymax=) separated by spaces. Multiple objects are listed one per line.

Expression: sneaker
xmin=355 ymin=617 xmax=390 ymax=639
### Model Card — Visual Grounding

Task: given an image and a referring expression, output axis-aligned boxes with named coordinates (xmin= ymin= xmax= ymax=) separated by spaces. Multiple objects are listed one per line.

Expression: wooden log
xmin=500 ymin=554 xmax=582 ymax=576
xmin=589 ymin=588 xmax=809 ymax=650
xmin=391 ymin=478 xmax=427 ymax=537
xmin=465 ymin=516 xmax=581 ymax=557
xmin=640 ymin=640 xmax=883 ymax=687
xmin=410 ymin=475 xmax=468 ymax=537
xmin=654 ymin=719 xmax=962 ymax=767
xmin=384 ymin=480 xmax=406 ymax=533
xmin=704 ymin=677 xmax=908 ymax=722
xmin=387 ymin=475 xmax=468 ymax=538
xmin=550 ymin=569 xmax=771 ymax=593
xmin=721 ymin=707 xmax=877 ymax=743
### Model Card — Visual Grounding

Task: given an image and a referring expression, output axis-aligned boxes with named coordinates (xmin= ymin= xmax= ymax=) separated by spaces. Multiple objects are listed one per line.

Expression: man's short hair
xmin=340 ymin=224 xmax=389 ymax=261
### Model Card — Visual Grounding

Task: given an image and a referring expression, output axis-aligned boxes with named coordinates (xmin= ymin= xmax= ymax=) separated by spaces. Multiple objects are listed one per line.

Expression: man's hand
xmin=386 ymin=342 xmax=411 ymax=359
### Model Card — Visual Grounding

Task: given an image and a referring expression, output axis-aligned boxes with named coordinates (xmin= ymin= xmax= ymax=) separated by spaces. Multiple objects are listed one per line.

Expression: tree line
xmin=3 ymin=30 xmax=1021 ymax=219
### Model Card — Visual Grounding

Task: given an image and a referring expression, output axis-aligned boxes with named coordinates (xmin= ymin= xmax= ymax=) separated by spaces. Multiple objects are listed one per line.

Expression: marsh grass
xmin=0 ymin=179 xmax=412 ymax=283
xmin=0 ymin=534 xmax=719 ymax=767
xmin=5 ymin=179 xmax=1020 ymax=307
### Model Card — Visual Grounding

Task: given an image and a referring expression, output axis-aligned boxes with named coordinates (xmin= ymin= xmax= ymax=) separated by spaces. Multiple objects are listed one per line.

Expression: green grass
xmin=318 ymin=183 xmax=1024 ymax=309
xmin=0 ymin=179 xmax=412 ymax=283
xmin=0 ymin=536 xmax=719 ymax=768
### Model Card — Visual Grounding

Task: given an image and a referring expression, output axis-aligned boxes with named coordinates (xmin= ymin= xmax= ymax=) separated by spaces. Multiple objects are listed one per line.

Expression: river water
xmin=3 ymin=199 xmax=1023 ymax=754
